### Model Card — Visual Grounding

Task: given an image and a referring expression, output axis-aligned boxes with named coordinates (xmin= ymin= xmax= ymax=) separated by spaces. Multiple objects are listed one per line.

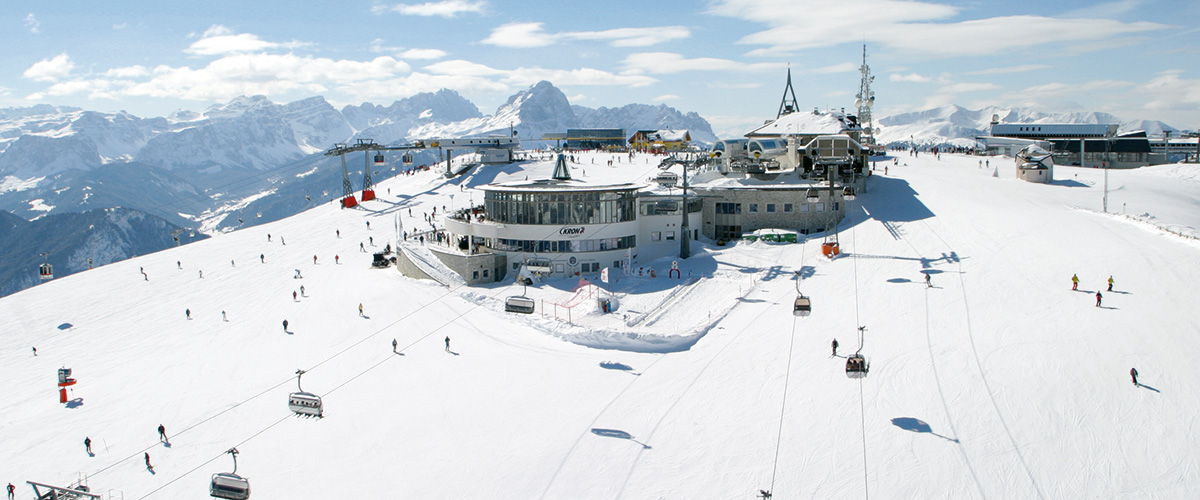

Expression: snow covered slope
xmin=2 ymin=151 xmax=1198 ymax=499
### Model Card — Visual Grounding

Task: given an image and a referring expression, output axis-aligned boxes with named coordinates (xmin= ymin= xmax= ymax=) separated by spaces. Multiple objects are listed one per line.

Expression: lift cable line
xmin=851 ymin=202 xmax=870 ymax=500
xmin=768 ymin=237 xmax=808 ymax=495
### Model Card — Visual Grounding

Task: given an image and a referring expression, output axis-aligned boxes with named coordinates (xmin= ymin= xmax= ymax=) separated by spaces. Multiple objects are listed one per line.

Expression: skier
xmin=1095 ymin=291 xmax=1103 ymax=307
xmin=198 ymin=270 xmax=203 ymax=279
xmin=281 ymin=236 xmax=285 ymax=245
xmin=1071 ymin=274 xmax=1079 ymax=290
xmin=7 ymin=483 xmax=14 ymax=499
xmin=313 ymin=255 xmax=318 ymax=264
xmin=336 ymin=229 xmax=340 ymax=238
xmin=759 ymin=490 xmax=772 ymax=499
xmin=358 ymin=303 xmax=364 ymax=317
xmin=32 ymin=346 xmax=36 ymax=356
xmin=925 ymin=273 xmax=932 ymax=288
xmin=293 ymin=291 xmax=298 ymax=301
xmin=369 ymin=236 xmax=373 ymax=246
xmin=445 ymin=336 xmax=451 ymax=352
xmin=158 ymin=424 xmax=167 ymax=442
xmin=84 ymin=436 xmax=92 ymax=454
xmin=177 ymin=260 xmax=182 ymax=269
xmin=144 ymin=452 xmax=152 ymax=470
xmin=366 ymin=221 xmax=371 ymax=230
xmin=392 ymin=339 xmax=398 ymax=353
xmin=260 ymin=254 xmax=265 ymax=263
xmin=222 ymin=310 xmax=228 ymax=322
xmin=831 ymin=339 xmax=839 ymax=356
xmin=268 ymin=233 xmax=271 ymax=242
xmin=335 ymin=255 xmax=340 ymax=264
xmin=186 ymin=309 xmax=191 ymax=320
xmin=283 ymin=319 xmax=289 ymax=331
xmin=360 ymin=242 xmax=365 ymax=252
xmin=1107 ymin=275 xmax=1114 ymax=292
xmin=300 ymin=285 xmax=305 ymax=296
xmin=231 ymin=259 xmax=236 ymax=267
xmin=1130 ymin=367 xmax=1139 ymax=386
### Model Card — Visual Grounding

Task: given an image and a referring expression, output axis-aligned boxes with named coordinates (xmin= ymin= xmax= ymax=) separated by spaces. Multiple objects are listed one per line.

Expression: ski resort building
xmin=629 ymin=130 xmax=692 ymax=152
xmin=564 ymin=128 xmax=627 ymax=150
xmin=436 ymin=156 xmax=700 ymax=282
xmin=981 ymin=122 xmax=1159 ymax=168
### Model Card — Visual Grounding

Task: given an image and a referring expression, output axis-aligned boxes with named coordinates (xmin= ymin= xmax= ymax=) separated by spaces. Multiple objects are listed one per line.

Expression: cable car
xmin=846 ymin=354 xmax=869 ymax=378
xmin=211 ymin=448 xmax=250 ymax=499
xmin=39 ymin=262 xmax=53 ymax=280
xmin=842 ymin=186 xmax=857 ymax=200
xmin=505 ymin=296 xmax=535 ymax=314
xmin=374 ymin=153 xmax=385 ymax=167
xmin=805 ymin=188 xmax=820 ymax=202
xmin=402 ymin=152 xmax=414 ymax=165
xmin=793 ymin=295 xmax=811 ymax=317
xmin=288 ymin=369 xmax=323 ymax=418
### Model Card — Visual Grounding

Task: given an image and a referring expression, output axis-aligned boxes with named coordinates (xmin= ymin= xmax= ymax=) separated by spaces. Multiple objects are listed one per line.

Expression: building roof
xmin=480 ymin=178 xmax=641 ymax=193
xmin=1051 ymin=138 xmax=1152 ymax=153
xmin=992 ymin=123 xmax=1118 ymax=138
xmin=746 ymin=110 xmax=850 ymax=137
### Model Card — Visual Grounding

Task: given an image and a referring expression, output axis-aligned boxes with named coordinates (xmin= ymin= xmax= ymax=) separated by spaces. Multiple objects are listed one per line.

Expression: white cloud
xmin=889 ymin=73 xmax=931 ymax=83
xmin=501 ymin=67 xmax=658 ymax=87
xmin=105 ymin=65 xmax=151 ymax=78
xmin=186 ymin=33 xmax=283 ymax=56
xmin=369 ymin=39 xmax=404 ymax=54
xmin=24 ymin=13 xmax=40 ymax=34
xmin=1138 ymin=71 xmax=1200 ymax=111
xmin=481 ymin=22 xmax=557 ymax=48
xmin=424 ymin=60 xmax=506 ymax=77
xmin=706 ymin=0 xmax=1165 ymax=58
xmin=481 ymin=23 xmax=690 ymax=48
xmin=568 ymin=93 xmax=587 ymax=102
xmin=373 ymin=0 xmax=486 ymax=17
xmin=621 ymin=52 xmax=782 ymax=75
xmin=23 ymin=54 xmax=74 ymax=82
xmin=709 ymin=82 xmax=762 ymax=89
xmin=813 ymin=62 xmax=857 ymax=74
xmin=966 ymin=64 xmax=1051 ymax=75
xmin=402 ymin=48 xmax=447 ymax=60
xmin=113 ymin=23 xmax=128 ymax=30
xmin=938 ymin=82 xmax=1001 ymax=93
xmin=653 ymin=94 xmax=679 ymax=101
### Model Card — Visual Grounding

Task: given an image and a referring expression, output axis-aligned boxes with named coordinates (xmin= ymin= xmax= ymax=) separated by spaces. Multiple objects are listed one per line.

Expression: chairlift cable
xmin=851 ymin=195 xmax=870 ymax=499
xmin=768 ymin=236 xmax=806 ymax=493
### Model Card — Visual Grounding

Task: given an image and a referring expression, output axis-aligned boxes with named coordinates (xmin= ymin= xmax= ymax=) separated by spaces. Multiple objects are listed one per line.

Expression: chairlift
xmin=842 ymin=186 xmax=857 ymax=201
xmin=374 ymin=153 xmax=385 ymax=167
xmin=210 ymin=448 xmax=250 ymax=499
xmin=793 ymin=295 xmax=811 ymax=317
xmin=505 ymin=296 xmax=535 ymax=314
xmin=846 ymin=325 xmax=869 ymax=378
xmin=805 ymin=188 xmax=820 ymax=203
xmin=288 ymin=369 xmax=323 ymax=418
xmin=846 ymin=354 xmax=869 ymax=378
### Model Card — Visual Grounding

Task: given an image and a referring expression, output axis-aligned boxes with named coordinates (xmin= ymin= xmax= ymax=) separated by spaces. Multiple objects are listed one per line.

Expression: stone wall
xmin=430 ymin=248 xmax=507 ymax=285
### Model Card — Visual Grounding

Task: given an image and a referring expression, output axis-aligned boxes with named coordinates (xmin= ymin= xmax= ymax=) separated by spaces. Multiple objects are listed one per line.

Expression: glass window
xmin=652 ymin=232 xmax=661 ymax=241
xmin=816 ymin=203 xmax=825 ymax=212
xmin=767 ymin=204 xmax=776 ymax=213
xmin=750 ymin=204 xmax=759 ymax=213
xmin=784 ymin=203 xmax=793 ymax=213
xmin=666 ymin=231 xmax=676 ymax=240
xmin=801 ymin=204 xmax=810 ymax=213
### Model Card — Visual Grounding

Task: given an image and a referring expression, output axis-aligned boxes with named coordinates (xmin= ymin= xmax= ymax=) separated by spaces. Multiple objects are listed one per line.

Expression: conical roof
xmin=552 ymin=154 xmax=572 ymax=180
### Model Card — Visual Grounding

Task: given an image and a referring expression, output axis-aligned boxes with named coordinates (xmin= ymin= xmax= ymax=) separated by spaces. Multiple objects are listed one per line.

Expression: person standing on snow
xmin=282 ymin=319 xmax=289 ymax=331
xmin=158 ymin=424 xmax=167 ymax=443
xmin=1095 ymin=291 xmax=1103 ymax=307
xmin=144 ymin=452 xmax=152 ymax=470
xmin=260 ymin=254 xmax=265 ymax=263
xmin=313 ymin=255 xmax=318 ymax=264
xmin=293 ymin=291 xmax=298 ymax=301
xmin=831 ymin=339 xmax=839 ymax=356
xmin=1107 ymin=276 xmax=1114 ymax=292
xmin=1130 ymin=367 xmax=1139 ymax=386
xmin=1071 ymin=274 xmax=1079 ymax=290
xmin=186 ymin=309 xmax=191 ymax=320
xmin=358 ymin=303 xmax=364 ymax=317
xmin=392 ymin=339 xmax=398 ymax=353
xmin=445 ymin=336 xmax=451 ymax=352
xmin=300 ymin=285 xmax=305 ymax=296
xmin=7 ymin=482 xmax=14 ymax=499
xmin=924 ymin=273 xmax=932 ymax=287
xmin=84 ymin=436 xmax=92 ymax=454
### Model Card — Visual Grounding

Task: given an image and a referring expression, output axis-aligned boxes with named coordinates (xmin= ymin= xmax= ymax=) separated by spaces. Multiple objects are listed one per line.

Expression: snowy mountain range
xmin=874 ymin=105 xmax=1180 ymax=148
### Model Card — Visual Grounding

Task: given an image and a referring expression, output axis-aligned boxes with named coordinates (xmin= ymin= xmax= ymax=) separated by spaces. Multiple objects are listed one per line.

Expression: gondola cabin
xmin=805 ymin=188 xmax=820 ymax=203
xmin=39 ymin=263 xmax=53 ymax=280
xmin=793 ymin=295 xmax=811 ymax=317
xmin=505 ymin=296 xmax=536 ymax=314
xmin=402 ymin=152 xmax=414 ymax=165
xmin=288 ymin=391 xmax=323 ymax=418
xmin=210 ymin=473 xmax=250 ymax=500
xmin=842 ymin=186 xmax=857 ymax=200
xmin=374 ymin=153 xmax=385 ymax=167
xmin=846 ymin=354 xmax=869 ymax=379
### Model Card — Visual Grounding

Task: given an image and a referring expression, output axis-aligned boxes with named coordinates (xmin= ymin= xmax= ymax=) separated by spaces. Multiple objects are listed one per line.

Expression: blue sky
xmin=3 ymin=0 xmax=1198 ymax=136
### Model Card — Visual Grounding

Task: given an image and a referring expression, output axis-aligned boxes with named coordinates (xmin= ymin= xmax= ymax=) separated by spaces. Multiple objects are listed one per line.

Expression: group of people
xmin=1071 ymin=274 xmax=1115 ymax=307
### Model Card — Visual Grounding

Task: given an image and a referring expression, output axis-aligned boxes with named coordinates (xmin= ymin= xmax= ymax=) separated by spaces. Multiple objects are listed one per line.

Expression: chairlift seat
xmin=846 ymin=354 xmax=869 ymax=379
xmin=821 ymin=242 xmax=840 ymax=257
xmin=505 ymin=296 xmax=536 ymax=314
xmin=793 ymin=296 xmax=811 ymax=317
xmin=805 ymin=188 xmax=820 ymax=202
xmin=211 ymin=473 xmax=250 ymax=499
xmin=288 ymin=391 xmax=323 ymax=417
xmin=842 ymin=186 xmax=857 ymax=200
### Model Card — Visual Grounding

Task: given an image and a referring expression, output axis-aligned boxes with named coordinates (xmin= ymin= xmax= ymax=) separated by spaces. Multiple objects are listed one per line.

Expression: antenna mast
xmin=855 ymin=45 xmax=877 ymax=151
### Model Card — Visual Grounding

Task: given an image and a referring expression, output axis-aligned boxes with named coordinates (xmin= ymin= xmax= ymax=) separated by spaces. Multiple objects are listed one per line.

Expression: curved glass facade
xmin=485 ymin=189 xmax=637 ymax=225
xmin=492 ymin=235 xmax=636 ymax=253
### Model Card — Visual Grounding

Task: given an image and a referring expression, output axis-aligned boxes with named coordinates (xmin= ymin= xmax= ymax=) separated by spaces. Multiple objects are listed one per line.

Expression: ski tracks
xmin=914 ymin=220 xmax=1047 ymax=500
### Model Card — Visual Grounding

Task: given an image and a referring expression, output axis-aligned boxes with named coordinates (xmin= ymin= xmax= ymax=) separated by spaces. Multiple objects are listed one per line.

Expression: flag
xmin=601 ymin=267 xmax=609 ymax=283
